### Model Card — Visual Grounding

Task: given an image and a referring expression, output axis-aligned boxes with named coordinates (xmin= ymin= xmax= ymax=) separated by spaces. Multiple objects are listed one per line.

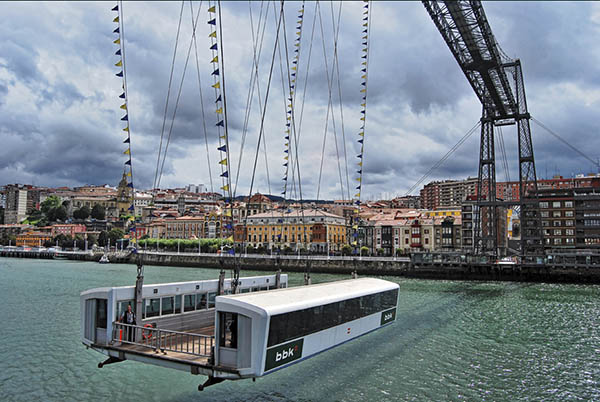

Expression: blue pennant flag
xmin=296 ymin=26 xmax=301 ymax=30
xmin=358 ymin=139 xmax=364 ymax=144
xmin=216 ymin=120 xmax=224 ymax=127
xmin=362 ymin=97 xmax=366 ymax=101
xmin=121 ymin=114 xmax=128 ymax=121
xmin=113 ymin=27 xmax=120 ymax=34
xmin=283 ymin=177 xmax=287 ymax=181
xmin=355 ymin=200 xmax=361 ymax=205
xmin=225 ymin=223 xmax=233 ymax=230
xmin=208 ymin=18 xmax=216 ymax=25
xmin=285 ymin=136 xmax=289 ymax=140
xmin=283 ymin=162 xmax=288 ymax=167
xmin=212 ymin=68 xmax=219 ymax=76
xmin=287 ymin=110 xmax=292 ymax=114
xmin=361 ymin=110 xmax=366 ymax=114
xmin=291 ymin=73 xmax=296 ymax=77
xmin=362 ymin=55 xmax=367 ymax=59
xmin=363 ymin=29 xmax=368 ymax=33
xmin=357 ymin=154 xmax=362 ymax=158
xmin=363 ymin=17 xmax=368 ymax=21
xmin=112 ymin=5 xmax=118 ymax=11
xmin=210 ymin=43 xmax=218 ymax=50
xmin=281 ymin=191 xmax=285 ymax=195
xmin=127 ymin=183 xmax=134 ymax=188
xmin=293 ymin=60 xmax=297 ymax=64
xmin=128 ymin=205 xmax=135 ymax=211
xmin=123 ymin=138 xmax=130 ymax=143
xmin=364 ymin=4 xmax=369 ymax=8
xmin=353 ymin=232 xmax=358 ymax=237
xmin=217 ymin=145 xmax=226 ymax=152
xmin=119 ymin=92 xmax=125 ymax=99
xmin=362 ymin=41 xmax=367 ymax=45
xmin=288 ymin=97 xmax=293 ymax=101
xmin=298 ymin=14 xmax=303 ymax=19
xmin=115 ymin=49 xmax=121 ymax=56
xmin=215 ymin=95 xmax=222 ymax=103
xmin=294 ymin=49 xmax=299 ymax=53
xmin=356 ymin=185 xmax=361 ymax=189
xmin=357 ymin=170 xmax=362 ymax=174
xmin=290 ymin=85 xmax=295 ymax=89
xmin=227 ymin=249 xmax=235 ymax=255
xmin=286 ymin=123 xmax=291 ymax=127
xmin=361 ymin=82 xmax=366 ymax=86
xmin=116 ymin=70 xmax=123 ymax=77
xmin=284 ymin=149 xmax=289 ymax=153
xmin=221 ymin=171 xmax=229 ymax=178
xmin=125 ymin=158 xmax=131 ymax=165
xmin=362 ymin=68 xmax=366 ymax=73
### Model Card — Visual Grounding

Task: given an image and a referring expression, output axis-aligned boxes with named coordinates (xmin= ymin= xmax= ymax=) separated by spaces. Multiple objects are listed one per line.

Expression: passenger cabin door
xmin=85 ymin=298 xmax=107 ymax=344
xmin=218 ymin=312 xmax=252 ymax=369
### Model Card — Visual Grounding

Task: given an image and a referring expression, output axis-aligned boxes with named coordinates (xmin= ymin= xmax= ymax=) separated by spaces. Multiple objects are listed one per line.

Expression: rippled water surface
xmin=0 ymin=258 xmax=599 ymax=401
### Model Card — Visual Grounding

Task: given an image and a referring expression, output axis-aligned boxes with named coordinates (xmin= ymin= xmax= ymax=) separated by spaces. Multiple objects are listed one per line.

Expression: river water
xmin=0 ymin=258 xmax=598 ymax=401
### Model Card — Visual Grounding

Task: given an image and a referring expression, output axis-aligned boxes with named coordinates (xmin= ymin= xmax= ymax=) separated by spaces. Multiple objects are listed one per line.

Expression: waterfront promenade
xmin=2 ymin=246 xmax=600 ymax=284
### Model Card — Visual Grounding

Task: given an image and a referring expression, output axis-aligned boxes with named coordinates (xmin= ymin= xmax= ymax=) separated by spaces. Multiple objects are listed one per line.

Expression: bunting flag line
xmin=281 ymin=1 xmax=305 ymax=200
xmin=112 ymin=2 xmax=135 ymax=217
xmin=353 ymin=1 xmax=372 ymax=250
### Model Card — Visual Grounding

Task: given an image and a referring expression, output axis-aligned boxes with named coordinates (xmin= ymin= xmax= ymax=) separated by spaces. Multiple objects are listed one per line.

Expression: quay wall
xmin=2 ymin=250 xmax=600 ymax=284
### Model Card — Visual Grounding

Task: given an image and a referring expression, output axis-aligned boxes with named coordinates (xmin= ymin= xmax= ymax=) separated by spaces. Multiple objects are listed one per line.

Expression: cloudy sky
xmin=1 ymin=1 xmax=599 ymax=200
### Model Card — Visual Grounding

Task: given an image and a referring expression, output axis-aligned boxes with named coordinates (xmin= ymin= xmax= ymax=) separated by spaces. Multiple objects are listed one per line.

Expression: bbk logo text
xmin=265 ymin=339 xmax=304 ymax=371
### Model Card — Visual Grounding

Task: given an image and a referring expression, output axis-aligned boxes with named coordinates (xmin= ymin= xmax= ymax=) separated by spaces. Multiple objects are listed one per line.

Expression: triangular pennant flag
xmin=363 ymin=29 xmax=368 ymax=33
xmin=283 ymin=162 xmax=288 ymax=167
xmin=215 ymin=94 xmax=222 ymax=103
xmin=356 ymin=177 xmax=362 ymax=182
xmin=360 ymin=88 xmax=366 ymax=93
xmin=124 ymin=149 xmax=131 ymax=155
xmin=360 ymin=117 xmax=365 ymax=121
xmin=356 ymin=185 xmax=361 ymax=189
xmin=357 ymin=154 xmax=362 ymax=158
xmin=363 ymin=17 xmax=368 ymax=21
xmin=220 ymin=134 xmax=226 ymax=139
xmin=363 ymin=23 xmax=368 ymax=27
xmin=216 ymin=107 xmax=223 ymax=114
xmin=210 ymin=43 xmax=218 ymax=50
xmin=216 ymin=120 xmax=224 ymax=127
xmin=208 ymin=18 xmax=216 ymax=25
xmin=225 ymin=210 xmax=232 ymax=217
xmin=212 ymin=81 xmax=220 ymax=89
xmin=283 ymin=177 xmax=288 ymax=181
xmin=123 ymin=126 xmax=129 ymax=132
xmin=123 ymin=138 xmax=130 ymax=143
xmin=217 ymin=145 xmax=226 ymax=152
xmin=119 ymin=92 xmax=125 ymax=99
xmin=209 ymin=31 xmax=217 ymax=39
xmin=125 ymin=158 xmax=131 ymax=164
xmin=284 ymin=156 xmax=288 ymax=160
xmin=112 ymin=5 xmax=118 ymax=11
xmin=355 ymin=193 xmax=361 ymax=198
xmin=361 ymin=74 xmax=367 ymax=79
xmin=284 ymin=143 xmax=289 ymax=147
xmin=120 ymin=103 xmax=127 ymax=110
xmin=284 ymin=149 xmax=288 ymax=153
xmin=128 ymin=204 xmax=135 ymax=211
xmin=210 ymin=55 xmax=218 ymax=63
xmin=115 ymin=49 xmax=121 ymax=56
xmin=221 ymin=184 xmax=229 ymax=191
xmin=221 ymin=171 xmax=229 ymax=178
xmin=361 ymin=103 xmax=366 ymax=107
xmin=113 ymin=16 xmax=119 ymax=23
xmin=219 ymin=158 xmax=227 ymax=165
xmin=358 ymin=139 xmax=364 ymax=144
xmin=285 ymin=136 xmax=289 ymax=140
xmin=358 ymin=162 xmax=363 ymax=166
xmin=212 ymin=68 xmax=220 ymax=76
xmin=113 ymin=27 xmax=120 ymax=34
xmin=208 ymin=5 xmax=216 ymax=13
xmin=352 ymin=225 xmax=359 ymax=230
xmin=113 ymin=38 xmax=120 ymax=44
xmin=359 ymin=132 xmax=365 ymax=137
xmin=116 ymin=70 xmax=123 ymax=77
xmin=121 ymin=114 xmax=128 ymax=121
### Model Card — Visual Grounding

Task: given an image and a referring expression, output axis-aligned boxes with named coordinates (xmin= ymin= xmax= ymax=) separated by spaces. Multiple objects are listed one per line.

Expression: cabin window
xmin=267 ymin=288 xmax=399 ymax=347
xmin=197 ymin=293 xmax=207 ymax=310
xmin=208 ymin=292 xmax=216 ymax=308
xmin=96 ymin=299 xmax=107 ymax=329
xmin=241 ymin=287 xmax=250 ymax=293
xmin=161 ymin=296 xmax=174 ymax=315
xmin=174 ymin=295 xmax=182 ymax=313
xmin=184 ymin=294 xmax=196 ymax=312
xmin=144 ymin=298 xmax=160 ymax=318
xmin=219 ymin=312 xmax=238 ymax=349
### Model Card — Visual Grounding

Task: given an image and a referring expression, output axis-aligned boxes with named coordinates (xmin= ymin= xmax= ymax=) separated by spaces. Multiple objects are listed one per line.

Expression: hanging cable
xmin=191 ymin=1 xmax=213 ymax=194
xmin=153 ymin=1 xmax=185 ymax=192
xmin=405 ymin=121 xmax=481 ymax=195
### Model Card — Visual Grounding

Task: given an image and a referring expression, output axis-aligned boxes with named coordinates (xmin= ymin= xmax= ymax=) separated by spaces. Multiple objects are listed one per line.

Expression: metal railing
xmin=112 ymin=322 xmax=214 ymax=357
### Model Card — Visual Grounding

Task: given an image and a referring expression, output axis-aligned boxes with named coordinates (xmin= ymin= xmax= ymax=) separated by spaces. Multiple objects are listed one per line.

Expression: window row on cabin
xmin=267 ymin=289 xmax=398 ymax=347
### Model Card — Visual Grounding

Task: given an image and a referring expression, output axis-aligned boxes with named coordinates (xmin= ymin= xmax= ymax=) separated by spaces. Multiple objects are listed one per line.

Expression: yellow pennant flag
xmin=120 ymin=103 xmax=127 ymax=110
xmin=290 ymin=90 xmax=294 ymax=96
xmin=123 ymin=126 xmax=129 ymax=132
xmin=363 ymin=35 xmax=368 ymax=40
xmin=352 ymin=241 xmax=357 ymax=246
xmin=362 ymin=61 xmax=367 ymax=66
xmin=285 ymin=129 xmax=290 ymax=133
xmin=285 ymin=143 xmax=289 ymax=147
xmin=363 ymin=47 xmax=368 ymax=52
xmin=225 ymin=210 xmax=232 ymax=217
xmin=297 ymin=20 xmax=302 ymax=25
xmin=286 ymin=116 xmax=291 ymax=121
xmin=126 ymin=172 xmax=132 ymax=177
xmin=284 ymin=156 xmax=289 ymax=160
xmin=291 ymin=79 xmax=296 ymax=84
xmin=226 ymin=236 xmax=234 ymax=242
xmin=361 ymin=103 xmax=366 ymax=107
xmin=296 ymin=31 xmax=301 ymax=35
xmin=124 ymin=149 xmax=131 ymax=155
xmin=294 ymin=43 xmax=300 ymax=47
xmin=115 ymin=60 xmax=122 ymax=67
xmin=352 ymin=225 xmax=358 ymax=230
xmin=212 ymin=82 xmax=220 ymax=89
xmin=209 ymin=31 xmax=217 ymax=38
xmin=221 ymin=184 xmax=229 ymax=191
xmin=361 ymin=75 xmax=366 ymax=79
xmin=354 ymin=209 xmax=359 ymax=213
xmin=216 ymin=107 xmax=223 ymax=114
xmin=113 ymin=38 xmax=120 ymax=44
xmin=359 ymin=132 xmax=365 ymax=137
xmin=358 ymin=162 xmax=363 ymax=166
xmin=357 ymin=177 xmax=362 ymax=182
xmin=113 ymin=16 xmax=119 ymax=23
xmin=360 ymin=117 xmax=365 ymax=121
xmin=355 ymin=193 xmax=361 ymax=198
xmin=363 ymin=23 xmax=368 ymax=27
xmin=360 ymin=89 xmax=366 ymax=93
xmin=210 ymin=55 xmax=218 ymax=63
xmin=208 ymin=5 xmax=216 ymax=13
xmin=219 ymin=158 xmax=227 ymax=165
xmin=220 ymin=134 xmax=226 ymax=139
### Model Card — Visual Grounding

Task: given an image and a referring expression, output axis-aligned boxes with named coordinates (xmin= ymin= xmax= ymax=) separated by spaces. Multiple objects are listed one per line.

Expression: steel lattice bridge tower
xmin=422 ymin=1 xmax=543 ymax=259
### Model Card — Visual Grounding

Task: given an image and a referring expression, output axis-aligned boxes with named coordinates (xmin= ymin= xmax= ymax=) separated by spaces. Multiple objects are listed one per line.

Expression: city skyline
xmin=1 ymin=2 xmax=599 ymax=199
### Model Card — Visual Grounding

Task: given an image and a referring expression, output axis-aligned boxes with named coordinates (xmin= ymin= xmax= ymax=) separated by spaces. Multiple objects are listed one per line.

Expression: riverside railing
xmin=112 ymin=322 xmax=214 ymax=357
